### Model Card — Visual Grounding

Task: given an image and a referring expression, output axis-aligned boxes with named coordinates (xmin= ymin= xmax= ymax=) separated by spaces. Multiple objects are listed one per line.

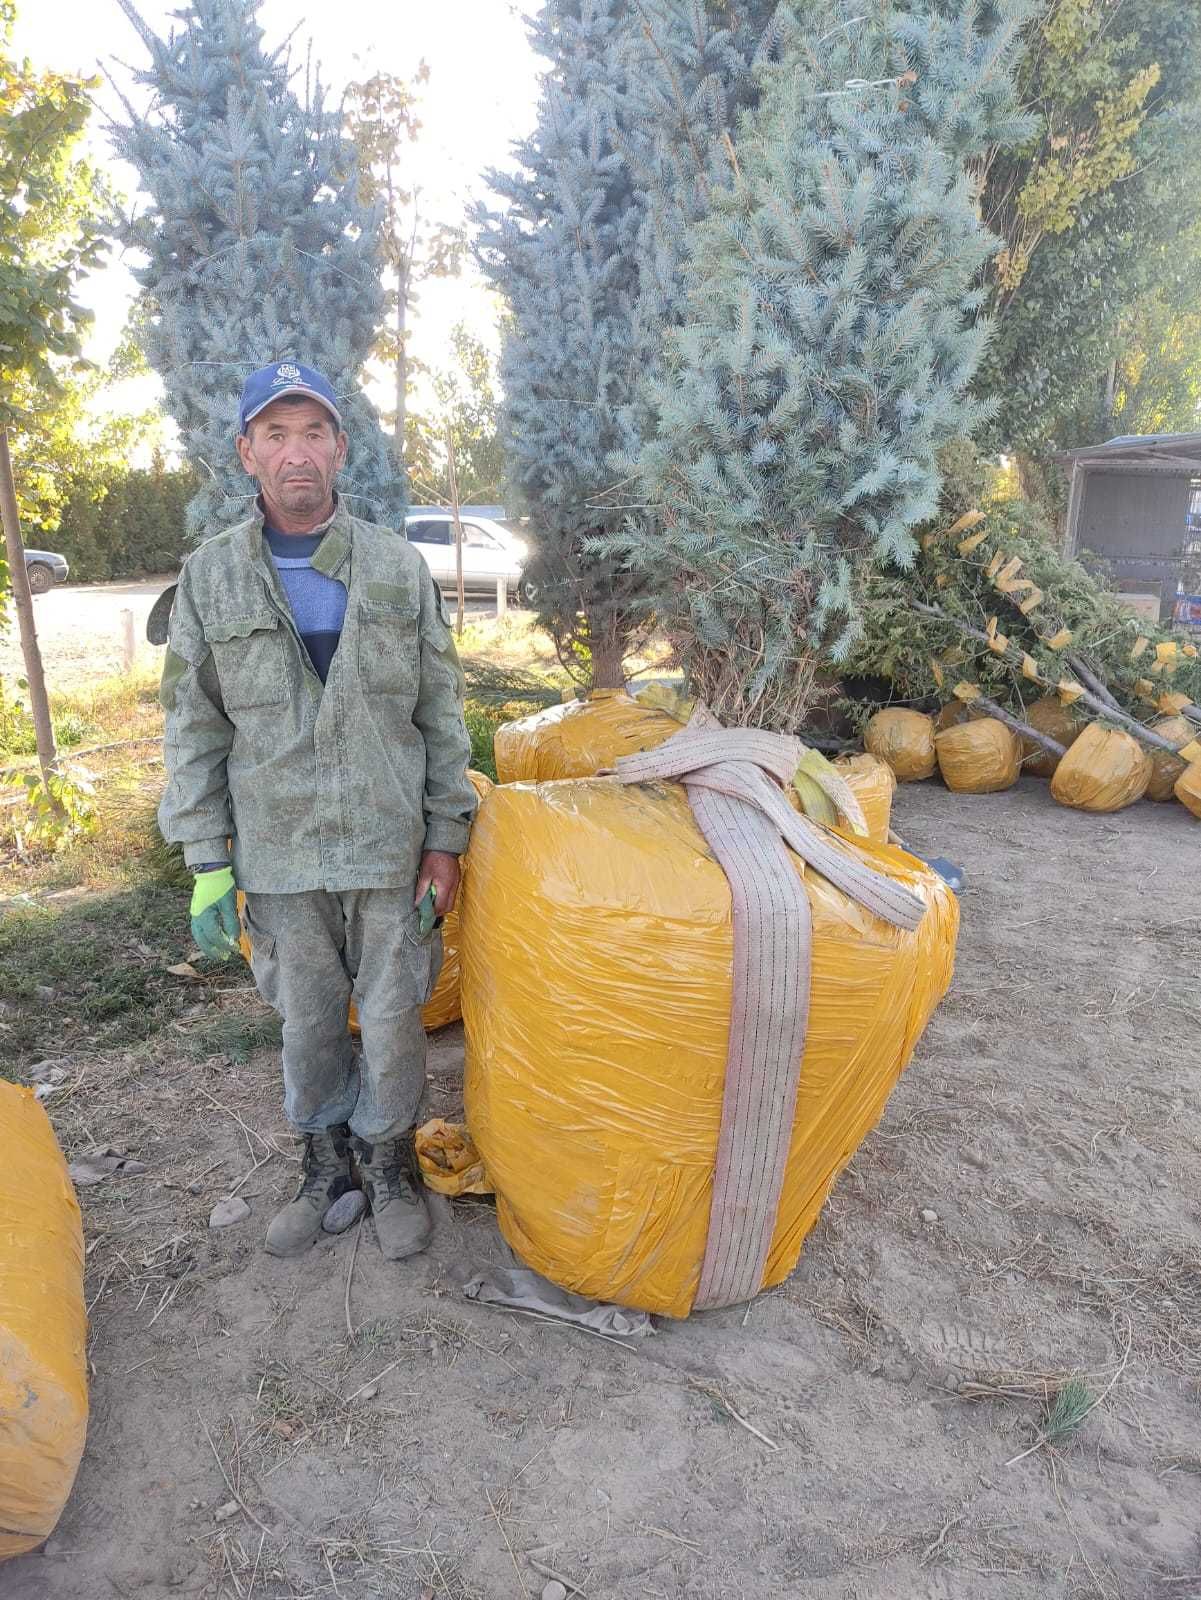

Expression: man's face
xmin=236 ymin=397 xmax=348 ymax=521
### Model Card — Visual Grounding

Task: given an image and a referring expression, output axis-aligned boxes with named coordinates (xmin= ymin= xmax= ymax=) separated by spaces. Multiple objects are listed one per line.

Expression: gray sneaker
xmin=265 ymin=1124 xmax=353 ymax=1258
xmin=352 ymin=1131 xmax=432 ymax=1260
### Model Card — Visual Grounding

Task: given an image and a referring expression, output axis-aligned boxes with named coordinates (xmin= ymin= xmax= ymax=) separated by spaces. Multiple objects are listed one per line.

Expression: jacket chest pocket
xmin=204 ymin=615 xmax=291 ymax=710
xmin=357 ymin=601 xmax=419 ymax=696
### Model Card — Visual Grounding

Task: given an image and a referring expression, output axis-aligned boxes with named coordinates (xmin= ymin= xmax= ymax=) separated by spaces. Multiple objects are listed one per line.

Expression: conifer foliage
xmin=476 ymin=1 xmax=654 ymax=687
xmin=617 ymin=0 xmax=1034 ymax=730
xmin=111 ymin=0 xmax=404 ymax=537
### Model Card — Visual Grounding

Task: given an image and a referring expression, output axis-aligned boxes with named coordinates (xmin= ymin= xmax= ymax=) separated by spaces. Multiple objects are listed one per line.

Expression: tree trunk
xmin=588 ymin=611 xmax=626 ymax=690
xmin=0 ymin=427 xmax=60 ymax=801
xmin=446 ymin=424 xmax=465 ymax=638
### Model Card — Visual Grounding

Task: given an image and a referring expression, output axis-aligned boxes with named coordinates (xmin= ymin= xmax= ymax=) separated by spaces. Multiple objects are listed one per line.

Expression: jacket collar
xmin=240 ymin=494 xmax=354 ymax=584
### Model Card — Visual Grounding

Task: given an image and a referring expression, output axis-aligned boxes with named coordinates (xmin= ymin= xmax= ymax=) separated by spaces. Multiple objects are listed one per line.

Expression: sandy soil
xmin=3 ymin=778 xmax=1199 ymax=1600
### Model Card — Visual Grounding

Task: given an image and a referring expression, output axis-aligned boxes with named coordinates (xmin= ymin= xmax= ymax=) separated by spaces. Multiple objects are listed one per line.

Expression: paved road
xmin=1 ymin=575 xmax=505 ymax=689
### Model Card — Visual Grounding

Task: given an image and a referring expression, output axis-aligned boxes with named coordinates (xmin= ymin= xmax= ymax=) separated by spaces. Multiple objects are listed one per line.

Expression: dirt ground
xmin=2 ymin=777 xmax=1199 ymax=1600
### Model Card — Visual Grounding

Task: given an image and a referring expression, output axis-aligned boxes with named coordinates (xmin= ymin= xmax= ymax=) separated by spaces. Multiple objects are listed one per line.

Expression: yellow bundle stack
xmin=0 ymin=1083 xmax=87 ymax=1559
xmin=494 ymin=691 xmax=678 ymax=783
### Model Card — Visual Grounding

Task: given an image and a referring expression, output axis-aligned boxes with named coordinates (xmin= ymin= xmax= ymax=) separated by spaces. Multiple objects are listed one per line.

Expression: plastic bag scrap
xmin=1020 ymin=694 xmax=1084 ymax=779
xmin=464 ymin=1242 xmax=654 ymax=1339
xmin=1050 ymin=722 xmax=1152 ymax=813
xmin=935 ymin=717 xmax=1021 ymax=794
xmin=864 ymin=709 xmax=937 ymax=782
xmin=831 ymin=753 xmax=895 ymax=844
xmin=1175 ymin=760 xmax=1201 ymax=819
xmin=461 ymin=777 xmax=958 ymax=1319
xmin=631 ymin=679 xmax=695 ymax=722
xmin=416 ymin=1119 xmax=493 ymax=1196
xmin=494 ymin=690 xmax=678 ymax=783
xmin=236 ymin=770 xmax=492 ymax=1034
xmin=0 ymin=1082 xmax=88 ymax=1560
xmin=1146 ymin=716 xmax=1196 ymax=802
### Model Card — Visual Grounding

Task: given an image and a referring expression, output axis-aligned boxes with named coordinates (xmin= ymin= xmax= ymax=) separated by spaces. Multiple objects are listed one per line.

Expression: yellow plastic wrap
xmin=237 ymin=771 xmax=492 ymax=1032
xmin=493 ymin=690 xmax=679 ymax=783
xmin=1146 ymin=716 xmax=1195 ymax=802
xmin=935 ymin=717 xmax=1021 ymax=794
xmin=1050 ymin=722 xmax=1152 ymax=813
xmin=0 ymin=1082 xmax=87 ymax=1559
xmin=420 ymin=769 xmax=494 ymax=1029
xmin=1175 ymin=760 xmax=1201 ymax=819
xmin=831 ymin=753 xmax=895 ymax=844
xmin=863 ymin=708 xmax=936 ymax=782
xmin=415 ymin=1119 xmax=493 ymax=1196
xmin=461 ymin=778 xmax=958 ymax=1319
xmin=1020 ymin=694 xmax=1084 ymax=779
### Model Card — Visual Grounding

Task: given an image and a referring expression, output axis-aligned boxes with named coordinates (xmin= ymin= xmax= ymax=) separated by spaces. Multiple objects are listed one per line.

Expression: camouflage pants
xmin=241 ymin=889 xmax=442 ymax=1141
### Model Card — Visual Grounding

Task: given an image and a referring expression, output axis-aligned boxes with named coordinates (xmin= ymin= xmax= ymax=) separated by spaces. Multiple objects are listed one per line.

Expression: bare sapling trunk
xmin=446 ymin=424 xmax=465 ymax=637
xmin=0 ymin=426 xmax=61 ymax=807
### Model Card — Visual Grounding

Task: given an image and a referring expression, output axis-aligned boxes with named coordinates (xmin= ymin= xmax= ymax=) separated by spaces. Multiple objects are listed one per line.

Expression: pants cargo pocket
xmin=241 ymin=905 xmax=281 ymax=1011
xmin=402 ymin=919 xmax=443 ymax=1008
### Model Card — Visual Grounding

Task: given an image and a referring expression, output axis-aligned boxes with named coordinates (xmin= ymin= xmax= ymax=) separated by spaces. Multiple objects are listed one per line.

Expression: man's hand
xmin=415 ymin=850 xmax=461 ymax=919
xmin=190 ymin=867 xmax=241 ymax=961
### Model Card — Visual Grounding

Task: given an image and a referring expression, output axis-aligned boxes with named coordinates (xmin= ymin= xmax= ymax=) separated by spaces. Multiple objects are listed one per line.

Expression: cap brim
xmin=241 ymin=388 xmax=343 ymax=430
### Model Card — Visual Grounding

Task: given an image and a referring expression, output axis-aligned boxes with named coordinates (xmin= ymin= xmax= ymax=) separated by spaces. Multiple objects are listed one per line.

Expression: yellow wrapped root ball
xmin=1146 ymin=716 xmax=1196 ymax=802
xmin=1175 ymin=760 xmax=1201 ymax=819
xmin=832 ymin=752 xmax=896 ymax=843
xmin=935 ymin=717 xmax=1021 ymax=794
xmin=461 ymin=778 xmax=958 ymax=1319
xmin=494 ymin=690 xmax=679 ymax=783
xmin=0 ymin=1083 xmax=88 ymax=1559
xmin=1020 ymin=694 xmax=1085 ymax=779
xmin=864 ymin=708 xmax=936 ymax=782
xmin=1050 ymin=723 xmax=1152 ymax=813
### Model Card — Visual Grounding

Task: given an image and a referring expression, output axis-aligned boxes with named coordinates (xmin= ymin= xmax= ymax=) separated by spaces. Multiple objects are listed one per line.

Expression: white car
xmin=404 ymin=513 xmax=532 ymax=602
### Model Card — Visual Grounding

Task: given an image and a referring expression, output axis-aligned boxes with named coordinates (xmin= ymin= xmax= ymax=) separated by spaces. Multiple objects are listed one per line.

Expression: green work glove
xmin=190 ymin=867 xmax=241 ymax=962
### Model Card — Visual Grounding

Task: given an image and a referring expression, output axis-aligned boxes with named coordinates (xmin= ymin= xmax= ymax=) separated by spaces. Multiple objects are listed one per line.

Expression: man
xmin=159 ymin=360 xmax=476 ymax=1262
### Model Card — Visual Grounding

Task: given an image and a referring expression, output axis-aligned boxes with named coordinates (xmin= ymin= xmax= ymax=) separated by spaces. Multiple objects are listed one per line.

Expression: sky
xmin=11 ymin=0 xmax=543 ymax=445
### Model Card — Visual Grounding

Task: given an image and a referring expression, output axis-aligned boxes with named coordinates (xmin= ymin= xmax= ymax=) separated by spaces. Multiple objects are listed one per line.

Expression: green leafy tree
xmin=977 ymin=0 xmax=1201 ymax=483
xmin=344 ymin=66 xmax=465 ymax=471
xmin=406 ymin=325 xmax=505 ymax=507
xmin=0 ymin=0 xmax=110 ymax=805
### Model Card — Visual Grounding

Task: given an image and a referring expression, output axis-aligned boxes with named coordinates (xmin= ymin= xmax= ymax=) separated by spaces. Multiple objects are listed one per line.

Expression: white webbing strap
xmin=614 ymin=721 xmax=925 ymax=1310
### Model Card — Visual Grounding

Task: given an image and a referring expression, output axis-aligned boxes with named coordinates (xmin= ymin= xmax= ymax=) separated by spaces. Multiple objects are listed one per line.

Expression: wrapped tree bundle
xmin=935 ymin=718 xmax=1021 ymax=793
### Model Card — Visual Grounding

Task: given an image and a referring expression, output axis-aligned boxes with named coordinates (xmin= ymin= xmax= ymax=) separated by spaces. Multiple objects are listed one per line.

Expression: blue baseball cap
xmin=238 ymin=361 xmax=342 ymax=434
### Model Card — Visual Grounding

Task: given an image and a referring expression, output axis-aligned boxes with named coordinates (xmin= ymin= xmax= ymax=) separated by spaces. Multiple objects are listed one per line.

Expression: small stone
xmin=961 ymin=1148 xmax=987 ymax=1170
xmin=920 ymin=1207 xmax=939 ymax=1224
xmin=35 ymin=985 xmax=58 ymax=1002
xmin=209 ymin=1196 xmax=250 ymax=1229
xmin=356 ymin=1382 xmax=379 ymax=1401
xmin=541 ymin=1583 xmax=568 ymax=1600
xmin=323 ymin=1189 xmax=367 ymax=1234
xmin=213 ymin=1501 xmax=240 ymax=1523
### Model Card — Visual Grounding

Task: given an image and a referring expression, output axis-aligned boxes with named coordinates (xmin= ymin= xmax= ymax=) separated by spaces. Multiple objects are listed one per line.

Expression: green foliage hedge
xmin=50 ymin=461 xmax=198 ymax=582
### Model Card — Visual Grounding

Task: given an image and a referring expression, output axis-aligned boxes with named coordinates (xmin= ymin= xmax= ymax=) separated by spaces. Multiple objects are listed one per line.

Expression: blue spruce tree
xmin=612 ymin=0 xmax=1035 ymax=730
xmin=110 ymin=0 xmax=405 ymax=537
xmin=475 ymin=1 xmax=655 ymax=688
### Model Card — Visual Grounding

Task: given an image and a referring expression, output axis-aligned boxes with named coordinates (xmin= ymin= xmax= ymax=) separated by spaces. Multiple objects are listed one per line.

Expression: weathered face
xmin=236 ymin=397 xmax=348 ymax=522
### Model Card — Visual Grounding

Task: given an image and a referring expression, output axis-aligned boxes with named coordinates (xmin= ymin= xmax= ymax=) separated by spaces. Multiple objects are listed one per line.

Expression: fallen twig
xmin=486 ymin=1489 xmax=530 ymax=1599
xmin=198 ymin=1412 xmax=274 ymax=1543
xmin=344 ymin=1219 xmax=362 ymax=1345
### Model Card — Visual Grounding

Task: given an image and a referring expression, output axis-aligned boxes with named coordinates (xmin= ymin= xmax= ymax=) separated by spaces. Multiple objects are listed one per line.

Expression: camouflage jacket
xmin=158 ymin=503 xmax=476 ymax=893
